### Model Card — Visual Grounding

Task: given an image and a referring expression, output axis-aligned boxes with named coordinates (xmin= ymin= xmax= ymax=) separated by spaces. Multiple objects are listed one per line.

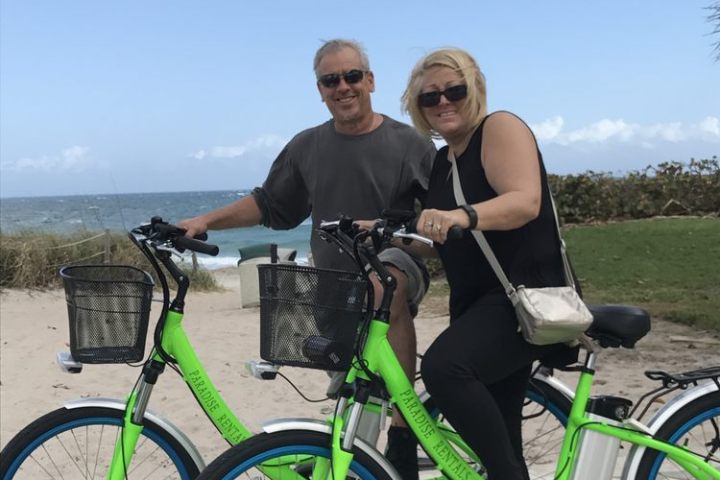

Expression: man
xmin=179 ymin=39 xmax=434 ymax=480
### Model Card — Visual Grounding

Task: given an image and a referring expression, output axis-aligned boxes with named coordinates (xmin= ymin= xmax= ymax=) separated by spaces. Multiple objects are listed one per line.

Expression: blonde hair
xmin=402 ymin=48 xmax=487 ymax=138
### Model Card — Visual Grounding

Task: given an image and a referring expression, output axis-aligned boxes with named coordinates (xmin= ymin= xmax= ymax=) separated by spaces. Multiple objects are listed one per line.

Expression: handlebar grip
xmin=193 ymin=232 xmax=208 ymax=241
xmin=174 ymin=236 xmax=219 ymax=256
xmin=447 ymin=225 xmax=464 ymax=240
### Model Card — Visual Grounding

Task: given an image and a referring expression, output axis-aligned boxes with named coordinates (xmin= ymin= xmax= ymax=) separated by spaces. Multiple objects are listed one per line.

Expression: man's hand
xmin=352 ymin=219 xmax=380 ymax=231
xmin=177 ymin=217 xmax=209 ymax=238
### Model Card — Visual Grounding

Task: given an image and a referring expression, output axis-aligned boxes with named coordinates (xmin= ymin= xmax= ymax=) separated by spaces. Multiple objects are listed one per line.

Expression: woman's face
xmin=418 ymin=66 xmax=468 ymax=139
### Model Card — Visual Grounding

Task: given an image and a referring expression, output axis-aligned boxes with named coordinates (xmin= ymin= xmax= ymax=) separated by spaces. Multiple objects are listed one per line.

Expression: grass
xmin=423 ymin=217 xmax=720 ymax=331
xmin=564 ymin=217 xmax=720 ymax=331
xmin=0 ymin=230 xmax=219 ymax=291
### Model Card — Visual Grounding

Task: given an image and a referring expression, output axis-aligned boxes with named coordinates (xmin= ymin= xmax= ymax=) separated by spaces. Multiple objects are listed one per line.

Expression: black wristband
xmin=459 ymin=204 xmax=478 ymax=229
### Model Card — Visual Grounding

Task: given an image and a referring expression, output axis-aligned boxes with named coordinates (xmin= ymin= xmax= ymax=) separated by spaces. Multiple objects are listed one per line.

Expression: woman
xmin=402 ymin=48 xmax=576 ymax=479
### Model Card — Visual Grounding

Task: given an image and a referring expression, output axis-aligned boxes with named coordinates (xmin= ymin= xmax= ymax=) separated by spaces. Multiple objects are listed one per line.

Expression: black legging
xmin=421 ymin=295 xmax=566 ymax=480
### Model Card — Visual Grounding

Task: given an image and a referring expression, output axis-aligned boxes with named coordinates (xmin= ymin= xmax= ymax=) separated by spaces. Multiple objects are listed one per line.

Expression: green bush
xmin=550 ymin=157 xmax=719 ymax=222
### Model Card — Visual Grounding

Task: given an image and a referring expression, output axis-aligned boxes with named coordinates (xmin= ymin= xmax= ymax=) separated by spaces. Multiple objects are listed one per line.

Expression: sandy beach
xmin=1 ymin=267 xmax=718 ymax=467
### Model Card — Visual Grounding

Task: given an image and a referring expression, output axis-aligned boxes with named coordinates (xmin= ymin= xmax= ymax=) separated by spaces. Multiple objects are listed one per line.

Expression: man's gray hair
xmin=313 ymin=39 xmax=370 ymax=77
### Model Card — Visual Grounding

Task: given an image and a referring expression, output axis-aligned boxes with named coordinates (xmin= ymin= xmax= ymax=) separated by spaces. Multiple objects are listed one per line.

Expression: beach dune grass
xmin=0 ymin=230 xmax=218 ymax=291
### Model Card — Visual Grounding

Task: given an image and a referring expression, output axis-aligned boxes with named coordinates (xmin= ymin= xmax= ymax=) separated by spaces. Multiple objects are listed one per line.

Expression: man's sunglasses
xmin=318 ymin=69 xmax=366 ymax=88
xmin=417 ymin=84 xmax=468 ymax=108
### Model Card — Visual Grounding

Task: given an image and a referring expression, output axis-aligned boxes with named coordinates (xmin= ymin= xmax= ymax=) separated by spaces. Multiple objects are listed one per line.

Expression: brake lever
xmin=371 ymin=220 xmax=387 ymax=252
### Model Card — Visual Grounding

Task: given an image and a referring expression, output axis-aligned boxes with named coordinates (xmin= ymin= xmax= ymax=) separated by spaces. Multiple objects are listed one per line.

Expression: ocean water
xmin=0 ymin=190 xmax=312 ymax=269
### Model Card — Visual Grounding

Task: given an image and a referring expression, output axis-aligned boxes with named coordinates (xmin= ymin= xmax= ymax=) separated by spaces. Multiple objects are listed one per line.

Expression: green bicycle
xmin=0 ymin=216 xmax=572 ymax=479
xmin=195 ymin=213 xmax=719 ymax=480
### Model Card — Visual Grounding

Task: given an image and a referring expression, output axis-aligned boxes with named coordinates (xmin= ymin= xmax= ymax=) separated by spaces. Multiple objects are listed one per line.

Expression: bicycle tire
xmin=0 ymin=406 xmax=201 ymax=480
xmin=633 ymin=390 xmax=719 ymax=479
xmin=522 ymin=379 xmax=572 ymax=476
xmin=196 ymin=430 xmax=393 ymax=480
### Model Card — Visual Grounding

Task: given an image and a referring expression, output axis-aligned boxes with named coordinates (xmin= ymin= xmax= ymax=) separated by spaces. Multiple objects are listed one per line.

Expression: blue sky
xmin=1 ymin=1 xmax=718 ymax=198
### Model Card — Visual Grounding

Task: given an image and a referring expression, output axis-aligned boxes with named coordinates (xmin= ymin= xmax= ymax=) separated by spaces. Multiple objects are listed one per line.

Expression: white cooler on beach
xmin=237 ymin=245 xmax=297 ymax=308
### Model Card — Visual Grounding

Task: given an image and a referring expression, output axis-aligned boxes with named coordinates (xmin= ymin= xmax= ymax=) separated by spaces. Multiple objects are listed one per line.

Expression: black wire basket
xmin=258 ymin=264 xmax=368 ymax=371
xmin=60 ymin=265 xmax=154 ymax=364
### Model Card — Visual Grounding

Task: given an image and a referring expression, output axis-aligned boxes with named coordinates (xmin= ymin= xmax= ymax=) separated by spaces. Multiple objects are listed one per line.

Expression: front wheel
xmin=634 ymin=390 xmax=720 ymax=479
xmin=0 ymin=406 xmax=201 ymax=480
xmin=197 ymin=430 xmax=393 ymax=480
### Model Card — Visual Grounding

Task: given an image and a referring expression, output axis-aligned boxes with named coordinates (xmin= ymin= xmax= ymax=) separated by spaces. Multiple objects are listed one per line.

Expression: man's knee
xmin=377 ymin=248 xmax=428 ymax=318
xmin=387 ymin=266 xmax=412 ymax=316
xmin=371 ymin=267 xmax=412 ymax=324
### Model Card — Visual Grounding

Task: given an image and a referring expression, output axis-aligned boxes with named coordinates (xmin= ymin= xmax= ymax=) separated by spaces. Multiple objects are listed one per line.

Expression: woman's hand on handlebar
xmin=417 ymin=208 xmax=470 ymax=244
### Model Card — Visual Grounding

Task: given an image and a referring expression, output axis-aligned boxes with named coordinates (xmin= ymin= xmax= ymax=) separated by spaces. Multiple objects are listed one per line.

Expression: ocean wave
xmin=192 ymin=255 xmax=309 ymax=270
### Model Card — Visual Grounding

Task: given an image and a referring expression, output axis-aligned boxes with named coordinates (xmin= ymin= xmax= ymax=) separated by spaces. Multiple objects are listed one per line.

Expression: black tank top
xmin=426 ymin=112 xmax=565 ymax=320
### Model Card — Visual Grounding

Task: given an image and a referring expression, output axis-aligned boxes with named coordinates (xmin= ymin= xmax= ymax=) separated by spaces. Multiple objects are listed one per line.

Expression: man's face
xmin=316 ymin=47 xmax=375 ymax=127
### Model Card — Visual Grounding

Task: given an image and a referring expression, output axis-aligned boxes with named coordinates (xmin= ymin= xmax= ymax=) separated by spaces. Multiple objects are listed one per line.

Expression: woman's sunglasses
xmin=318 ymin=69 xmax=366 ymax=88
xmin=417 ymin=84 xmax=468 ymax=108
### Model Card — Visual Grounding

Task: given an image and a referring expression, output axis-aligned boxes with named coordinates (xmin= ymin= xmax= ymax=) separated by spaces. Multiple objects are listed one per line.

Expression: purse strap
xmin=547 ymin=185 xmax=578 ymax=289
xmin=448 ymin=151 xmax=576 ymax=297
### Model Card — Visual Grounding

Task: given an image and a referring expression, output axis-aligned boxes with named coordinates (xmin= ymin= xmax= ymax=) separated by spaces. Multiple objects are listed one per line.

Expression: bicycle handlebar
xmin=132 ymin=217 xmax=219 ymax=256
xmin=318 ymin=210 xmax=465 ymax=247
xmin=174 ymin=235 xmax=219 ymax=256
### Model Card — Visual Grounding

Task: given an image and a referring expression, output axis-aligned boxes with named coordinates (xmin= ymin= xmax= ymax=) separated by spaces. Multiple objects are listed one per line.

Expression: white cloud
xmin=1 ymin=146 xmax=92 ymax=172
xmin=699 ymin=116 xmax=720 ymax=136
xmin=191 ymin=134 xmax=288 ymax=160
xmin=530 ymin=116 xmax=564 ymax=141
xmin=530 ymin=116 xmax=720 ymax=147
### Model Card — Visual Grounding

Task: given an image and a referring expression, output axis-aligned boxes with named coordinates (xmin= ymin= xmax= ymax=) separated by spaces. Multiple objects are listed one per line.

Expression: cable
xmin=276 ymin=371 xmax=330 ymax=403
xmin=136 ymin=239 xmax=176 ymax=365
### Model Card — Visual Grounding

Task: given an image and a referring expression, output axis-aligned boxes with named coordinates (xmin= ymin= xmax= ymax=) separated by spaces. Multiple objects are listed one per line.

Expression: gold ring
xmin=434 ymin=224 xmax=442 ymax=232
xmin=425 ymin=221 xmax=433 ymax=227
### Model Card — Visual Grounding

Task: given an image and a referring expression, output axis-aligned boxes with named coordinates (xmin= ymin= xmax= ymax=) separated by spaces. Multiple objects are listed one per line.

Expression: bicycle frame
xmin=330 ymin=316 xmax=485 ymax=480
xmin=103 ymin=217 xmax=481 ymax=480
xmin=311 ymin=219 xmax=717 ymax=480
xmin=104 ymin=222 xmax=277 ymax=479
xmin=328 ymin=319 xmax=719 ymax=480
xmin=554 ymin=352 xmax=720 ymax=480
xmin=106 ymin=308 xmax=255 ymax=479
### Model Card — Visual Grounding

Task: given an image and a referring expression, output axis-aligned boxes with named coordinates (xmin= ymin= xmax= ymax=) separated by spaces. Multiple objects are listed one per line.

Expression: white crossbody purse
xmin=449 ymin=152 xmax=593 ymax=345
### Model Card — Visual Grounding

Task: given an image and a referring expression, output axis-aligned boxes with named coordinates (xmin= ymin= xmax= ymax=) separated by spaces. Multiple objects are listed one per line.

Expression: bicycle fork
xmin=328 ymin=380 xmax=385 ymax=479
xmin=108 ymin=359 xmax=165 ymax=480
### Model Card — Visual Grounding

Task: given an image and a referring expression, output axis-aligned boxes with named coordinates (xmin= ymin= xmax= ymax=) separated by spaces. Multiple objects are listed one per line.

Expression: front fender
xmin=262 ymin=418 xmax=401 ymax=480
xmin=621 ymin=381 xmax=719 ymax=479
xmin=64 ymin=397 xmax=206 ymax=471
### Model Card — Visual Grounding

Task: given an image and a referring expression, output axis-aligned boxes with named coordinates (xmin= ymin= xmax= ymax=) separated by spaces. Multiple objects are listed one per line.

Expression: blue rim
xmin=526 ymin=389 xmax=569 ymax=425
xmin=648 ymin=406 xmax=720 ymax=478
xmin=221 ymin=445 xmax=377 ymax=480
xmin=426 ymin=387 xmax=569 ymax=425
xmin=5 ymin=415 xmax=192 ymax=479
